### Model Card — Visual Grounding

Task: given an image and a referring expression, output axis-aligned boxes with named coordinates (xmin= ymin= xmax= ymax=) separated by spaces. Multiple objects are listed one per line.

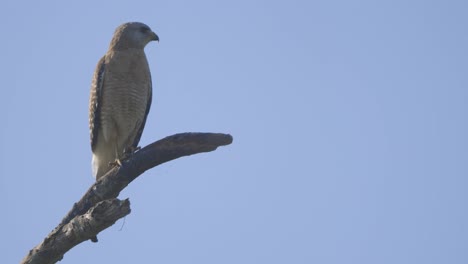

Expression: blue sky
xmin=2 ymin=0 xmax=468 ymax=263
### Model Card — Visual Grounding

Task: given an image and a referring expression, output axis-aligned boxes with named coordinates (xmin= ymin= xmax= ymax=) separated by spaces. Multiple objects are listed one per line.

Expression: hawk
xmin=89 ymin=22 xmax=159 ymax=179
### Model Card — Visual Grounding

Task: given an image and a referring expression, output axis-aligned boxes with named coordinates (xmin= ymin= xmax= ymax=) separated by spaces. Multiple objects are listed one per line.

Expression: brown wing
xmin=89 ymin=56 xmax=106 ymax=151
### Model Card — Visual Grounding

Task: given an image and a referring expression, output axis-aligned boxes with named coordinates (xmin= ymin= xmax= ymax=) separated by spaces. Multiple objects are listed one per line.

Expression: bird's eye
xmin=140 ymin=26 xmax=150 ymax=33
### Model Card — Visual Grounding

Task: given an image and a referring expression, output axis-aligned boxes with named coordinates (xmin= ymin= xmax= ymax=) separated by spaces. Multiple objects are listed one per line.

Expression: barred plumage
xmin=89 ymin=22 xmax=158 ymax=179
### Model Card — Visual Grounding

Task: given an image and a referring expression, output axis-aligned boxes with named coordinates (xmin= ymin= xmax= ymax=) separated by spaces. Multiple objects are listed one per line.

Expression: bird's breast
xmin=100 ymin=50 xmax=152 ymax=141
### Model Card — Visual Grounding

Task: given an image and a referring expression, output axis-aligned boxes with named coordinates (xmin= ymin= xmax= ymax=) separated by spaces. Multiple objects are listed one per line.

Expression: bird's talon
xmin=109 ymin=159 xmax=122 ymax=168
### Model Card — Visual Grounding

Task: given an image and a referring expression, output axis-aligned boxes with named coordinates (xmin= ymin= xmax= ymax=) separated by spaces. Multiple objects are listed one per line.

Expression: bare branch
xmin=21 ymin=132 xmax=232 ymax=264
xmin=22 ymin=199 xmax=130 ymax=264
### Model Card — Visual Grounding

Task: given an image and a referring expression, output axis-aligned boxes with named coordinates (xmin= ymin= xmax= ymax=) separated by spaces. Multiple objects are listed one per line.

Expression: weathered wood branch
xmin=21 ymin=132 xmax=233 ymax=264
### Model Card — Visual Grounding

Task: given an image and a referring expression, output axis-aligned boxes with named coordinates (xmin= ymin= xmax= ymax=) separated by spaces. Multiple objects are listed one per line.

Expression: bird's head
xmin=109 ymin=22 xmax=159 ymax=50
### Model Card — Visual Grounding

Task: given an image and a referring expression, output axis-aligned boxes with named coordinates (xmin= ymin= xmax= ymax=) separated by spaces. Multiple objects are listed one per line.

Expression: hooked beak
xmin=151 ymin=31 xmax=159 ymax=42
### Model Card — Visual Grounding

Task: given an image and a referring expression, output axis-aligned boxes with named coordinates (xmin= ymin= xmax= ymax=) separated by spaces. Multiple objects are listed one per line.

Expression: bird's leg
xmin=109 ymin=146 xmax=139 ymax=168
xmin=108 ymin=145 xmax=123 ymax=168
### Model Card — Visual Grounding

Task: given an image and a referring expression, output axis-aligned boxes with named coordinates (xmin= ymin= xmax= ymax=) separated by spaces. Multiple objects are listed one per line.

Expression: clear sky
xmin=2 ymin=0 xmax=467 ymax=263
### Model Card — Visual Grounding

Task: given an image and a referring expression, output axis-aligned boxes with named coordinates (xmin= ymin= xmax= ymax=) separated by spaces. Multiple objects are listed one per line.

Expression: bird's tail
xmin=92 ymin=153 xmax=111 ymax=180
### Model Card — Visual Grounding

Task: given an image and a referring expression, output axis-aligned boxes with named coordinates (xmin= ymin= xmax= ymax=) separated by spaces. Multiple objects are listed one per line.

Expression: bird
xmin=89 ymin=22 xmax=159 ymax=180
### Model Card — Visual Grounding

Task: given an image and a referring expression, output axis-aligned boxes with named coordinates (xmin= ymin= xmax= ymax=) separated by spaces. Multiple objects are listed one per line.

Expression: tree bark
xmin=21 ymin=132 xmax=233 ymax=264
